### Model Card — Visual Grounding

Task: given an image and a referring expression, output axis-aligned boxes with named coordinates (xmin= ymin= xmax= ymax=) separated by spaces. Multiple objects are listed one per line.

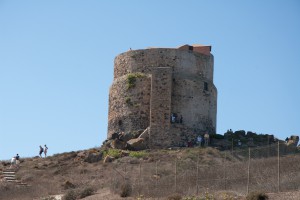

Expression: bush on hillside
xmin=63 ymin=190 xmax=77 ymax=200
xmin=120 ymin=182 xmax=132 ymax=197
xmin=167 ymin=194 xmax=182 ymax=200
xmin=79 ymin=187 xmax=95 ymax=198
xmin=210 ymin=134 xmax=224 ymax=139
xmin=62 ymin=181 xmax=76 ymax=190
xmin=129 ymin=151 xmax=148 ymax=158
xmin=103 ymin=148 xmax=122 ymax=158
xmin=246 ymin=191 xmax=268 ymax=200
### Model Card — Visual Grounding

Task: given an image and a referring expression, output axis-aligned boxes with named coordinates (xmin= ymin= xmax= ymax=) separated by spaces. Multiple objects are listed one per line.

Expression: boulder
xmin=287 ymin=140 xmax=297 ymax=147
xmin=127 ymin=138 xmax=147 ymax=151
xmin=111 ymin=139 xmax=127 ymax=150
xmin=120 ymin=150 xmax=130 ymax=157
xmin=84 ymin=152 xmax=103 ymax=163
xmin=289 ymin=135 xmax=299 ymax=147
xmin=103 ymin=140 xmax=112 ymax=148
xmin=103 ymin=155 xmax=115 ymax=163
xmin=110 ymin=132 xmax=119 ymax=140
xmin=77 ymin=151 xmax=86 ymax=158
xmin=119 ymin=132 xmax=135 ymax=142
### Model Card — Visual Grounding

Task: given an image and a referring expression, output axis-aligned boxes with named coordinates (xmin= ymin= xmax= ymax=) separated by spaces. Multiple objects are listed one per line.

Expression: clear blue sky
xmin=1 ymin=1 xmax=299 ymax=160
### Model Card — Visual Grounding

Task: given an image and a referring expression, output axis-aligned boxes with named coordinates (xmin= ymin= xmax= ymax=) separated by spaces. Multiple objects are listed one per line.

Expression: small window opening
xmin=204 ymin=82 xmax=208 ymax=91
xmin=118 ymin=120 xmax=122 ymax=126
xmin=189 ymin=46 xmax=193 ymax=51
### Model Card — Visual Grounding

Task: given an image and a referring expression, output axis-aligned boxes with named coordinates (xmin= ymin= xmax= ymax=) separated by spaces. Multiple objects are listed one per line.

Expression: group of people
xmin=196 ymin=132 xmax=210 ymax=147
xmin=186 ymin=133 xmax=210 ymax=147
xmin=39 ymin=145 xmax=48 ymax=158
xmin=10 ymin=154 xmax=20 ymax=169
xmin=10 ymin=145 xmax=49 ymax=168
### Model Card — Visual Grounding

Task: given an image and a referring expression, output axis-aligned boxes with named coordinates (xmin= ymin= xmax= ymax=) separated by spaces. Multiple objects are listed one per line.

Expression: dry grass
xmin=0 ymin=146 xmax=299 ymax=200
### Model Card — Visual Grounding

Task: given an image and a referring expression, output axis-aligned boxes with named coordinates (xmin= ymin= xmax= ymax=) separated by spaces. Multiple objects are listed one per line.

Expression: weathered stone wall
xmin=114 ymin=48 xmax=213 ymax=80
xmin=108 ymin=45 xmax=217 ymax=148
xmin=108 ymin=75 xmax=151 ymax=138
xmin=149 ymin=67 xmax=172 ymax=148
xmin=171 ymin=76 xmax=217 ymax=134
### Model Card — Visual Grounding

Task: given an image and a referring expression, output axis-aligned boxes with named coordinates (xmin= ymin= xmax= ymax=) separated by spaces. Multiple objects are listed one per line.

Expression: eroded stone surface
xmin=107 ymin=45 xmax=217 ymax=148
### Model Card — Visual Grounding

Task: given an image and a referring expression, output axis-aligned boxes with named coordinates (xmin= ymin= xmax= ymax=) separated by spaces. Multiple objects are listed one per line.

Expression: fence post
xmin=139 ymin=163 xmax=141 ymax=196
xmin=175 ymin=158 xmax=177 ymax=193
xmin=155 ymin=161 xmax=158 ymax=193
xmin=247 ymin=147 xmax=251 ymax=194
xmin=278 ymin=141 xmax=280 ymax=193
xmin=196 ymin=155 xmax=199 ymax=195
xmin=110 ymin=167 xmax=113 ymax=191
xmin=124 ymin=164 xmax=126 ymax=181
xmin=267 ymin=135 xmax=270 ymax=157
xmin=223 ymin=151 xmax=227 ymax=190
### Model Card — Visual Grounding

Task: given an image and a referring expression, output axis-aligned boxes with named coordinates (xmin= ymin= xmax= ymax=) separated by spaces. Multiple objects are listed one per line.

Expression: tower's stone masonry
xmin=149 ymin=67 xmax=172 ymax=148
xmin=108 ymin=44 xmax=217 ymax=148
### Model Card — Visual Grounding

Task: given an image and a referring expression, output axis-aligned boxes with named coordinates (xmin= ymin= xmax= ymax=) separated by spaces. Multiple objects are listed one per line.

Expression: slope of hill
xmin=1 ymin=146 xmax=299 ymax=200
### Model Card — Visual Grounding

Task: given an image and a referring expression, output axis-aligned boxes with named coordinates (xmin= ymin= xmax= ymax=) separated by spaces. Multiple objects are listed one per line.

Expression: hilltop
xmin=1 ymin=141 xmax=300 ymax=200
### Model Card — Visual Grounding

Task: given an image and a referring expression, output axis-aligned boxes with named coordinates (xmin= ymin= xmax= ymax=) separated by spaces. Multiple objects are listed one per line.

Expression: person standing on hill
xmin=44 ymin=145 xmax=48 ymax=157
xmin=39 ymin=145 xmax=44 ymax=158
xmin=10 ymin=156 xmax=16 ymax=169
xmin=15 ymin=154 xmax=20 ymax=167
xmin=197 ymin=135 xmax=203 ymax=147
xmin=204 ymin=132 xmax=210 ymax=146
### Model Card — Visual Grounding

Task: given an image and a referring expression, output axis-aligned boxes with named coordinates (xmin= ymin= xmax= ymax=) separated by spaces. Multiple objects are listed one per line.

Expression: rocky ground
xmin=1 ymin=146 xmax=299 ymax=200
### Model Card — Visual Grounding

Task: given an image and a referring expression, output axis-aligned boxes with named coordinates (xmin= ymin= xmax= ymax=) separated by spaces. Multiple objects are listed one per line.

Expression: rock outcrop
xmin=104 ymin=128 xmax=149 ymax=151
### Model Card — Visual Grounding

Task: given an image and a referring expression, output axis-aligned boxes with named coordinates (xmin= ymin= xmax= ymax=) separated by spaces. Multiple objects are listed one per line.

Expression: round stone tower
xmin=108 ymin=44 xmax=217 ymax=148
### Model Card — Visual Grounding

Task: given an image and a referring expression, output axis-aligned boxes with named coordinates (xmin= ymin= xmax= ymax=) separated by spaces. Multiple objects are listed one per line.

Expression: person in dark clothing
xmin=179 ymin=115 xmax=183 ymax=124
xmin=15 ymin=154 xmax=20 ymax=167
xmin=285 ymin=137 xmax=289 ymax=143
xmin=39 ymin=145 xmax=44 ymax=158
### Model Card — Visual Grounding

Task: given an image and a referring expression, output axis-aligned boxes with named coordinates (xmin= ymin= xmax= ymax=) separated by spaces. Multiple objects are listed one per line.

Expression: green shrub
xmin=246 ymin=191 xmax=268 ymax=200
xmin=129 ymin=151 xmax=148 ymax=158
xmin=103 ymin=149 xmax=122 ymax=158
xmin=80 ymin=187 xmax=95 ymax=198
xmin=120 ymin=182 xmax=132 ymax=197
xmin=126 ymin=73 xmax=145 ymax=89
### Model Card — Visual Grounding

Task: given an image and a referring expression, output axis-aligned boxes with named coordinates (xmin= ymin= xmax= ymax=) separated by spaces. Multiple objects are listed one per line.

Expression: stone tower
xmin=108 ymin=44 xmax=217 ymax=148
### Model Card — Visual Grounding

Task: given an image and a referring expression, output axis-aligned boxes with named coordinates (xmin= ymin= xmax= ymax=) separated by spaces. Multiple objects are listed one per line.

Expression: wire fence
xmin=110 ymin=142 xmax=300 ymax=198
